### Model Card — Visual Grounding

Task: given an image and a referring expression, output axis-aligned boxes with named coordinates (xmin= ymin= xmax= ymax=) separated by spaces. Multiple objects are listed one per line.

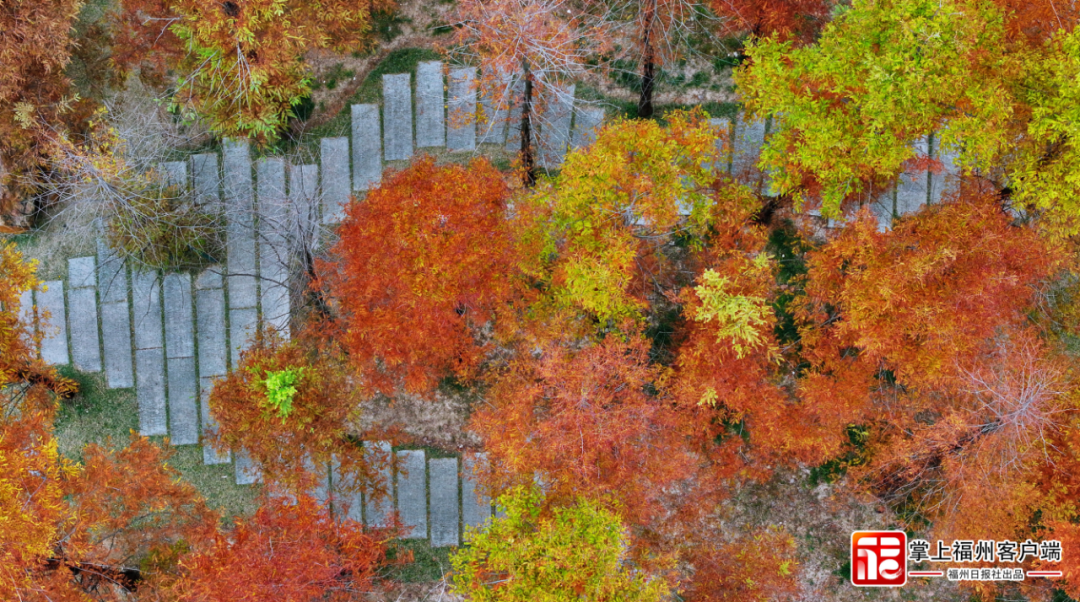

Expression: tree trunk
xmin=520 ymin=65 xmax=536 ymax=188
xmin=638 ymin=0 xmax=656 ymax=119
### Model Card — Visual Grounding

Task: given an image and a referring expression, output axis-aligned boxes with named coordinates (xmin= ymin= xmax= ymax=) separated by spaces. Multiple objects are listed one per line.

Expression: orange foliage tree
xmin=322 ymin=157 xmax=520 ymax=395
xmin=205 ymin=326 xmax=376 ymax=500
xmin=171 ymin=495 xmax=384 ymax=602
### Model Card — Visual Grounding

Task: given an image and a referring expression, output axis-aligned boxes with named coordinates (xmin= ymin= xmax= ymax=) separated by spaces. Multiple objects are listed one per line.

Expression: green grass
xmin=383 ymin=538 xmax=455 ymax=583
xmin=53 ymin=367 xmax=259 ymax=522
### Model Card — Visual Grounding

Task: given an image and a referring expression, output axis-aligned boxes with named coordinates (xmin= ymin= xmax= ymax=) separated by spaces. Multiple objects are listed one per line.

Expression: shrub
xmin=106 ymin=182 xmax=223 ymax=271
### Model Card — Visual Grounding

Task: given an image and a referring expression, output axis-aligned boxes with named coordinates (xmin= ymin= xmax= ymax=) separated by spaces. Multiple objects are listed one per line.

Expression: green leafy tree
xmin=451 ymin=486 xmax=670 ymax=602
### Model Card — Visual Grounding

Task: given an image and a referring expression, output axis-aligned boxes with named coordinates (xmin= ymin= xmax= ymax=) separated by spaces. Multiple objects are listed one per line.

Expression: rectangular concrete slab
xmin=383 ymin=74 xmax=413 ymax=161
xmin=260 ymin=263 xmax=290 ymax=337
xmin=331 ymin=455 xmax=364 ymax=523
xmin=504 ymin=77 xmax=527 ymax=151
xmin=305 ymin=455 xmax=330 ymax=504
xmin=289 ymin=162 xmax=320 ymax=263
xmin=709 ymin=117 xmax=733 ymax=175
xmin=167 ymin=356 xmax=198 ymax=445
xmin=192 ymin=153 xmax=221 ymax=208
xmin=195 ymin=268 xmax=224 ymax=290
xmin=68 ymin=256 xmax=96 ymax=289
xmin=67 ymin=286 xmax=102 ymax=372
xmin=136 ymin=347 xmax=167 ymax=436
xmin=429 ymin=457 xmax=460 ymax=547
xmin=196 ymin=285 xmax=227 ymax=378
xmin=132 ymin=270 xmax=163 ymax=350
xmin=416 ymin=61 xmax=445 ymax=148
xmin=224 ymin=138 xmax=258 ymax=310
xmin=96 ymin=237 xmax=128 ymax=305
xmin=229 ymin=307 xmax=258 ymax=368
xmin=929 ymin=132 xmax=959 ymax=206
xmin=364 ymin=441 xmax=394 ymax=528
xmin=17 ymin=289 xmax=34 ymax=344
xmin=731 ymin=113 xmax=766 ymax=181
xmin=201 ymin=376 xmax=230 ymax=464
xmin=160 ymin=161 xmax=188 ymax=189
xmin=100 ymin=301 xmax=134 ymax=389
xmin=478 ymin=67 xmax=512 ymax=145
xmin=537 ymin=84 xmax=575 ymax=168
xmin=321 ymin=137 xmax=351 ymax=223
xmin=462 ymin=454 xmax=492 ymax=534
xmin=447 ymin=67 xmax=477 ymax=152
xmin=38 ymin=281 xmax=68 ymax=365
xmin=570 ymin=107 xmax=604 ymax=150
xmin=351 ymin=104 xmax=382 ymax=191
xmin=897 ymin=136 xmax=930 ymax=215
xmin=396 ymin=450 xmax=427 ymax=539
xmin=235 ymin=449 xmax=262 ymax=485
xmin=163 ymin=273 xmax=194 ymax=359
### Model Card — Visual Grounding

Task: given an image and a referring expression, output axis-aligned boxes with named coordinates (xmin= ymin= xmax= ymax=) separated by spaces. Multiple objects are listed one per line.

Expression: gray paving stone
xmin=351 ymin=104 xmax=382 ymax=191
xmin=260 ymin=263 xmax=290 ymax=337
xmin=229 ymin=307 xmax=258 ymax=368
xmin=167 ymin=356 xmax=198 ymax=445
xmin=235 ymin=449 xmax=262 ymax=485
xmin=289 ymin=162 xmax=320 ymax=265
xmin=731 ymin=113 xmax=766 ymax=179
xmin=504 ymin=77 xmax=528 ymax=152
xmin=163 ymin=273 xmax=194 ymax=359
xmin=131 ymin=270 xmax=163 ymax=350
xmin=196 ymin=284 xmax=227 ymax=378
xmin=396 ymin=450 xmax=427 ymax=538
xmin=929 ymin=132 xmax=959 ymax=205
xmin=321 ymin=137 xmax=351 ymax=223
xmin=478 ymin=67 xmax=512 ymax=145
xmin=195 ymin=268 xmax=223 ymax=290
xmin=192 ymin=153 xmax=221 ymax=208
xmin=447 ymin=67 xmax=477 ymax=152
xmin=331 ymin=455 xmax=364 ymax=523
xmin=160 ymin=161 xmax=188 ymax=189
xmin=364 ymin=441 xmax=393 ymax=528
xmin=383 ymin=74 xmax=413 ymax=161
xmin=537 ymin=84 xmax=575 ymax=168
xmin=67 ymin=286 xmax=102 ymax=372
xmin=100 ymin=301 xmax=134 ymax=389
xmin=136 ymin=347 xmax=167 ymax=436
xmin=429 ymin=457 xmax=460 ymax=547
xmin=897 ymin=136 xmax=930 ymax=215
xmin=462 ymin=454 xmax=492 ymax=534
xmin=224 ymin=139 xmax=258 ymax=310
xmin=96 ymin=237 xmax=127 ymax=305
xmin=709 ymin=117 xmax=733 ymax=175
xmin=38 ymin=281 xmax=68 ymax=365
xmin=416 ymin=61 xmax=445 ymax=148
xmin=17 ymin=289 xmax=34 ymax=343
xmin=201 ymin=376 xmax=230 ymax=464
xmin=68 ymin=256 xmax=96 ymax=289
xmin=570 ymin=107 xmax=604 ymax=150
xmin=305 ymin=455 xmax=330 ymax=504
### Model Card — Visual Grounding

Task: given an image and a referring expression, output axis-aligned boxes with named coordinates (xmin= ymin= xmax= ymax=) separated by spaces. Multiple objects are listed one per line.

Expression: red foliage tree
xmin=171 ymin=495 xmax=384 ymax=602
xmin=472 ymin=335 xmax=696 ymax=534
xmin=206 ymin=326 xmax=377 ymax=501
xmin=323 ymin=157 xmax=520 ymax=395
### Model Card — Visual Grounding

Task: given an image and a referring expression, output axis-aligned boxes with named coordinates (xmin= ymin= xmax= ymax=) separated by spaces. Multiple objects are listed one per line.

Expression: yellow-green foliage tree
xmin=451 ymin=486 xmax=670 ymax=602
xmin=166 ymin=0 xmax=382 ymax=143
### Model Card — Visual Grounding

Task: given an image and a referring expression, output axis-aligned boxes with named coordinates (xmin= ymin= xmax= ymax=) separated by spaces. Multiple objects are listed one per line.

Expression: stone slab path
xmin=15 ymin=62 xmax=960 ymax=546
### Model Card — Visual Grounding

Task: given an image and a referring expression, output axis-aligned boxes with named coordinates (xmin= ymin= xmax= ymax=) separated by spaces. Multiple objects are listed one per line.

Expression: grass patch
xmin=383 ymin=538 xmax=455 ymax=583
xmin=54 ymin=367 xmax=139 ymax=461
xmin=53 ymin=367 xmax=259 ymax=522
